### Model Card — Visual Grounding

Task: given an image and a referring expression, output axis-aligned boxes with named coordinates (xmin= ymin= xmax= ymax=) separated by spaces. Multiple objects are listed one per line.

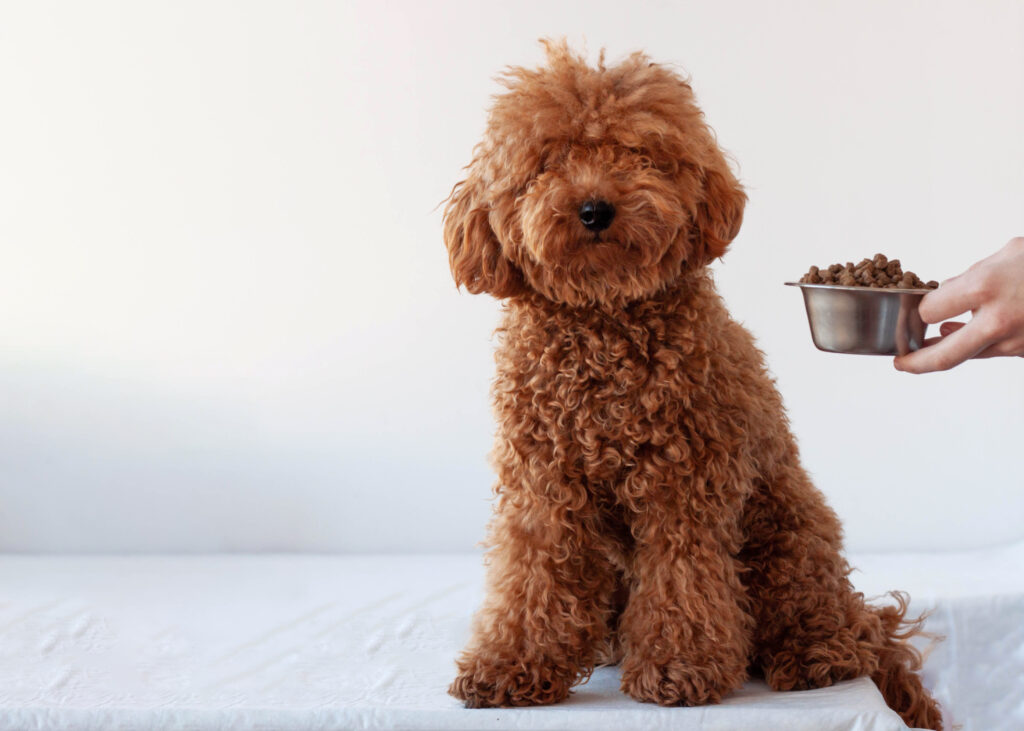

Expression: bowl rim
xmin=784 ymin=281 xmax=934 ymax=294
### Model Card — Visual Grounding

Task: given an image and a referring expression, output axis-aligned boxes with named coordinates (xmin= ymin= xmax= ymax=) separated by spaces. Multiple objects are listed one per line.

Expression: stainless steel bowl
xmin=785 ymin=282 xmax=931 ymax=355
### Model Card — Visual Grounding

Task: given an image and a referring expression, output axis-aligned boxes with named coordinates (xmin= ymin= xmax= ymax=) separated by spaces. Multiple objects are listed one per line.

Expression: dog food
xmin=799 ymin=254 xmax=938 ymax=289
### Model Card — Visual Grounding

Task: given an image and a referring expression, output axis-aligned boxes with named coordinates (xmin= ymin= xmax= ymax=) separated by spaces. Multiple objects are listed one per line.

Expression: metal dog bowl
xmin=785 ymin=282 xmax=931 ymax=355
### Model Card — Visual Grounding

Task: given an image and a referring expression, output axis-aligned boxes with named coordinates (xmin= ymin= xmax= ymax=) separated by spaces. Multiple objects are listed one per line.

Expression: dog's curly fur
xmin=442 ymin=41 xmax=942 ymax=730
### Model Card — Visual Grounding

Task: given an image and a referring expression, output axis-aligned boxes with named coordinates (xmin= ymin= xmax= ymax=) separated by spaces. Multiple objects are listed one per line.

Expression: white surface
xmin=851 ymin=543 xmax=1024 ymax=731
xmin=0 ymin=2 xmax=1022 ymax=554
xmin=1 ymin=546 xmax=1022 ymax=730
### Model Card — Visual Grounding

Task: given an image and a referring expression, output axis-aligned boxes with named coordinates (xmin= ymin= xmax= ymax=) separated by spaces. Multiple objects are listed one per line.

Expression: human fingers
xmin=910 ymin=322 xmax=963 ymax=351
xmin=972 ymin=333 xmax=1024 ymax=359
xmin=917 ymin=273 xmax=984 ymax=324
xmin=894 ymin=317 xmax=995 ymax=373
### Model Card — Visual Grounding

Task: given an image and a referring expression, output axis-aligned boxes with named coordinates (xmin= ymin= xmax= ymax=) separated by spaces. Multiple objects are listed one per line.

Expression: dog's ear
xmin=443 ymin=174 xmax=528 ymax=299
xmin=692 ymin=161 xmax=747 ymax=263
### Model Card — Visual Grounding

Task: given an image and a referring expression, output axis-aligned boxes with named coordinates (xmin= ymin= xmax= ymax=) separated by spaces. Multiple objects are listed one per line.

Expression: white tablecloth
xmin=0 ymin=545 xmax=1021 ymax=730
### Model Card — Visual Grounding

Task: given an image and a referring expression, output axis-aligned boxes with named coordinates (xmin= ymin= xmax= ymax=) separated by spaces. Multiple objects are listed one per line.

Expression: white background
xmin=0 ymin=0 xmax=1021 ymax=554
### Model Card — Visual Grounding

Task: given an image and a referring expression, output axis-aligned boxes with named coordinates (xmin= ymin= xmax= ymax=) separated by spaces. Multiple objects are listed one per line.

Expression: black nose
xmin=578 ymin=200 xmax=615 ymax=232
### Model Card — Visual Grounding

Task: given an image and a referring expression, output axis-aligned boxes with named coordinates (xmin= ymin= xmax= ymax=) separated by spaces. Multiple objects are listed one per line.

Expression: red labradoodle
xmin=441 ymin=41 xmax=942 ymax=730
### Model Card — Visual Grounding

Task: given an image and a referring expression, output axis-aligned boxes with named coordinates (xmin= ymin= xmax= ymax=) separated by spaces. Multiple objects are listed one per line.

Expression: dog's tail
xmin=869 ymin=591 xmax=943 ymax=730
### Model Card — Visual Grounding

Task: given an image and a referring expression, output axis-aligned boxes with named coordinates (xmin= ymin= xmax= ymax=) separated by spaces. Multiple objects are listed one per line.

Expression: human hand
xmin=894 ymin=237 xmax=1024 ymax=373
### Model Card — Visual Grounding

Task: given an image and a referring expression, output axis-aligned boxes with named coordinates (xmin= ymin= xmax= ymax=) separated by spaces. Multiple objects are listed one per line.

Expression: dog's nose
xmin=578 ymin=200 xmax=615 ymax=232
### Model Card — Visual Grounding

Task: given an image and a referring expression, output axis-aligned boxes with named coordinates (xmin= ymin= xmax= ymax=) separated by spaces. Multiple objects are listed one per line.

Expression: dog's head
xmin=443 ymin=41 xmax=746 ymax=308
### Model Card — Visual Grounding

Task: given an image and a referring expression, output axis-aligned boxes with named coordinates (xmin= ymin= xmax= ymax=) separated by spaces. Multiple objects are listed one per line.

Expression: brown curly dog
xmin=442 ymin=41 xmax=942 ymax=730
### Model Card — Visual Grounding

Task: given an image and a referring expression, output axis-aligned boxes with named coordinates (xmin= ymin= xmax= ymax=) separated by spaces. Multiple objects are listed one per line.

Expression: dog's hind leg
xmin=740 ymin=449 xmax=942 ymax=730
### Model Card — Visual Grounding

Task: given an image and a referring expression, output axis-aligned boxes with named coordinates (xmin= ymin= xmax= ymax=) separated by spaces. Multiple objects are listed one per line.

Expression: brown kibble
xmin=798 ymin=256 xmax=936 ymax=292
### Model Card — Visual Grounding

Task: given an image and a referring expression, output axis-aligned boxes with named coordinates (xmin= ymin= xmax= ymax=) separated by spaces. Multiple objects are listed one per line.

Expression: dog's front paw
xmin=449 ymin=656 xmax=573 ymax=708
xmin=621 ymin=657 xmax=739 ymax=706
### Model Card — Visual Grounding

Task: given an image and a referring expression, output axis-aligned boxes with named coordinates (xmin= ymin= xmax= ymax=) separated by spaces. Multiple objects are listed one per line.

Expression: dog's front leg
xmin=449 ymin=462 xmax=618 ymax=708
xmin=618 ymin=469 xmax=753 ymax=707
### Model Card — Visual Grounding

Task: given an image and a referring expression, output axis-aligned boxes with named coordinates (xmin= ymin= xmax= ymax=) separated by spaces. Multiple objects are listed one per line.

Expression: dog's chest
xmin=498 ymin=308 xmax=715 ymax=480
xmin=563 ymin=322 xmax=699 ymax=430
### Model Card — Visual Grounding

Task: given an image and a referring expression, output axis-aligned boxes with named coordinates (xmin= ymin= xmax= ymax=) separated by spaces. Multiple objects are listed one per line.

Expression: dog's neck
xmin=511 ymin=269 xmax=718 ymax=322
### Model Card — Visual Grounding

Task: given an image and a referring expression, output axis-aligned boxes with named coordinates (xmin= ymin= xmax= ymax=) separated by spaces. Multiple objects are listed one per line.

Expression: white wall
xmin=0 ymin=0 xmax=1021 ymax=553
